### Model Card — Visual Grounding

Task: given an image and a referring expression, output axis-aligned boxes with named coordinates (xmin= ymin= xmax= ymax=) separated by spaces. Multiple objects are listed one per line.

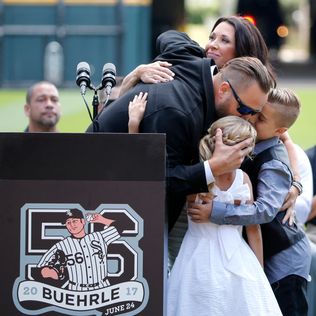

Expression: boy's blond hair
xmin=267 ymin=88 xmax=301 ymax=129
xmin=199 ymin=116 xmax=257 ymax=161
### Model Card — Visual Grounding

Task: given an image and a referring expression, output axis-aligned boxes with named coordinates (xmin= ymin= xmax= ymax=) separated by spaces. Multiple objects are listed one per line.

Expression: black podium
xmin=0 ymin=133 xmax=166 ymax=316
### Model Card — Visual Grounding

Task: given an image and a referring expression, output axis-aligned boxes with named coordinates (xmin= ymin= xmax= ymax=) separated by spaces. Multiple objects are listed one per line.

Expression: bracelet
xmin=292 ymin=180 xmax=303 ymax=195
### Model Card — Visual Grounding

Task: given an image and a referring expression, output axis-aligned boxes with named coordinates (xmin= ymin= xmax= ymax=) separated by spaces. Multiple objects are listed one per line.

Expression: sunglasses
xmin=226 ymin=79 xmax=260 ymax=116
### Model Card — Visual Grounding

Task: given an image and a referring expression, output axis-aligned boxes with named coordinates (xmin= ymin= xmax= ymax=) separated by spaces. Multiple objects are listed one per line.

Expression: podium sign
xmin=0 ymin=133 xmax=166 ymax=316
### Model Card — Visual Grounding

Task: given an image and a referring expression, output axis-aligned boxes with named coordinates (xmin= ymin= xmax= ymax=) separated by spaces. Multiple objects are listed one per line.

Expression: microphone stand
xmin=77 ymin=66 xmax=114 ymax=133
xmin=92 ymin=90 xmax=100 ymax=133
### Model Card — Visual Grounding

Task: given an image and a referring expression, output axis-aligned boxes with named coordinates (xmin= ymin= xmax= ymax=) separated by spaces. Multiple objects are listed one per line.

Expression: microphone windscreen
xmin=102 ymin=63 xmax=116 ymax=76
xmin=77 ymin=61 xmax=90 ymax=74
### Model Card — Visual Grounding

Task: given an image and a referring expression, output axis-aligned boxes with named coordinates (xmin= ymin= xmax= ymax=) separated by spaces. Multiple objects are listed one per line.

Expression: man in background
xmin=24 ymin=81 xmax=61 ymax=132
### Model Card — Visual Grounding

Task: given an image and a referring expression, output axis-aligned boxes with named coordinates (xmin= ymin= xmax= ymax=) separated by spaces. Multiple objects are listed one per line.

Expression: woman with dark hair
xmin=119 ymin=16 xmax=275 ymax=95
xmin=207 ymin=16 xmax=273 ymax=76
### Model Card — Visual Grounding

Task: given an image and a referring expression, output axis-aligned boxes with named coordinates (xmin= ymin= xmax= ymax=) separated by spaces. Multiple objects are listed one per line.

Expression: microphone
xmin=76 ymin=62 xmax=91 ymax=95
xmin=101 ymin=63 xmax=116 ymax=96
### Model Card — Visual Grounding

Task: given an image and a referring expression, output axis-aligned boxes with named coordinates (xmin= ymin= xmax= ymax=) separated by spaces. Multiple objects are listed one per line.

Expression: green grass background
xmin=288 ymin=87 xmax=316 ymax=150
xmin=0 ymin=87 xmax=315 ymax=150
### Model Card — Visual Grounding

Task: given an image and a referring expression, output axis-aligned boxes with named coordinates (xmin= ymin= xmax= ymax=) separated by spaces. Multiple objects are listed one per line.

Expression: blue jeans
xmin=271 ymin=274 xmax=308 ymax=316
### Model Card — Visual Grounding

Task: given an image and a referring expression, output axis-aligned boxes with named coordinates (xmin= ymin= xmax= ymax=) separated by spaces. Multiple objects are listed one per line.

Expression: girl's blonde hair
xmin=199 ymin=116 xmax=257 ymax=161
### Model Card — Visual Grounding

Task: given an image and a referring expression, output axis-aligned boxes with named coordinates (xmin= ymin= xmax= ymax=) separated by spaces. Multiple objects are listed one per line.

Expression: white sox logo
xmin=12 ymin=204 xmax=149 ymax=316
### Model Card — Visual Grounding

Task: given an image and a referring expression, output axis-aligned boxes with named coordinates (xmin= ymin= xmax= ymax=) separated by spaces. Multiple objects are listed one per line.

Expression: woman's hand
xmin=138 ymin=61 xmax=175 ymax=84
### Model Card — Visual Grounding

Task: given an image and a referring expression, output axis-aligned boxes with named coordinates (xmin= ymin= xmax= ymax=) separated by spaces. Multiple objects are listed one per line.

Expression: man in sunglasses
xmin=87 ymin=30 xmax=274 ymax=231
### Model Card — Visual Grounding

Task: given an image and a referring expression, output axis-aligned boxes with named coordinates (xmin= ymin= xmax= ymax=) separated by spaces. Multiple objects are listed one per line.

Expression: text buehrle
xmin=42 ymin=286 xmax=120 ymax=307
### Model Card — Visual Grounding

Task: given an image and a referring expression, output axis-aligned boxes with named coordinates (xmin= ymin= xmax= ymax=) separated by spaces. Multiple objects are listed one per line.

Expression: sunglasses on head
xmin=225 ymin=79 xmax=260 ymax=116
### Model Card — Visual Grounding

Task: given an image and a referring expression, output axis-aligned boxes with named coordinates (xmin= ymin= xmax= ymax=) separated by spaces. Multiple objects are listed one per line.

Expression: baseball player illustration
xmin=37 ymin=208 xmax=120 ymax=291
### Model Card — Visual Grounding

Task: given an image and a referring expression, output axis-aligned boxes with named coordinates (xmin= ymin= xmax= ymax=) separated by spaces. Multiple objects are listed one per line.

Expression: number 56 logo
xmin=12 ymin=203 xmax=149 ymax=316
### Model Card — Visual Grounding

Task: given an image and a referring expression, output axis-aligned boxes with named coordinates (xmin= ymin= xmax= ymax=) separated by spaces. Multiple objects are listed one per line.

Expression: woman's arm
xmin=280 ymin=132 xmax=300 ymax=181
xmin=307 ymin=196 xmax=316 ymax=222
xmin=279 ymin=133 xmax=303 ymax=224
xmin=119 ymin=61 xmax=174 ymax=97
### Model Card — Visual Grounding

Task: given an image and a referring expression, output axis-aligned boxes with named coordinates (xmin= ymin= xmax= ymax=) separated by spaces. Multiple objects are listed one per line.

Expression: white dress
xmin=167 ymin=169 xmax=282 ymax=316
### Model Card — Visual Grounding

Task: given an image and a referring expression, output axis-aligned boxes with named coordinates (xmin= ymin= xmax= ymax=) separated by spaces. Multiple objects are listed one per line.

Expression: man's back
xmin=92 ymin=31 xmax=215 ymax=136
xmin=88 ymin=31 xmax=216 ymax=229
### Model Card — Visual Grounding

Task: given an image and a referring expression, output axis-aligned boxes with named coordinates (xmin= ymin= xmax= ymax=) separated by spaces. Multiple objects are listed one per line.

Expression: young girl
xmin=167 ymin=116 xmax=282 ymax=316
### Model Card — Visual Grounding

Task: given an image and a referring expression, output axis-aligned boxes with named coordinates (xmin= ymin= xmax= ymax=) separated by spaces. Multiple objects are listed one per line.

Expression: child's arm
xmin=243 ymin=172 xmax=264 ymax=267
xmin=245 ymin=224 xmax=263 ymax=267
xmin=128 ymin=92 xmax=148 ymax=133
xmin=187 ymin=192 xmax=216 ymax=222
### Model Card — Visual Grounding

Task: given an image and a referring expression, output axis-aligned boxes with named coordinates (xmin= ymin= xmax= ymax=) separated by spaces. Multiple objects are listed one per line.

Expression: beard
xmin=38 ymin=113 xmax=60 ymax=128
